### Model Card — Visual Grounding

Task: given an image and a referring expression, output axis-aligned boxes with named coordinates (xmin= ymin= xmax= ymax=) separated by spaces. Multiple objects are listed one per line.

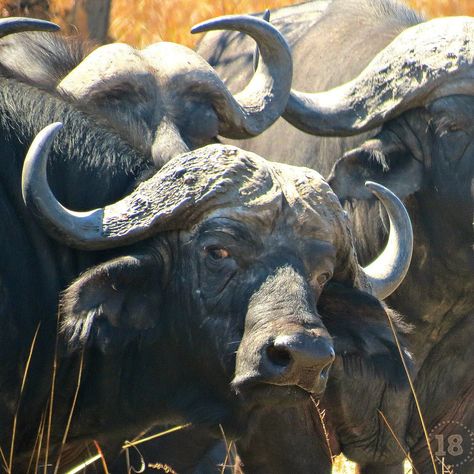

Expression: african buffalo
xmin=8 ymin=123 xmax=412 ymax=471
xmin=0 ymin=13 xmax=414 ymax=472
xmin=197 ymin=0 xmax=474 ymax=473
xmin=0 ymin=14 xmax=292 ymax=168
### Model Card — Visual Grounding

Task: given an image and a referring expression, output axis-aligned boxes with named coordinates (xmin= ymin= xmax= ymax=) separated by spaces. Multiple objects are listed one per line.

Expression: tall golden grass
xmin=108 ymin=0 xmax=301 ymax=48
xmin=1 ymin=0 xmax=473 ymax=47
xmin=105 ymin=0 xmax=474 ymax=47
xmin=410 ymin=0 xmax=474 ymax=16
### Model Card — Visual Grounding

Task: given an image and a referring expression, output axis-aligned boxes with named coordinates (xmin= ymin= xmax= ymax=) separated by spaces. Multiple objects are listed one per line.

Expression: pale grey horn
xmin=362 ymin=182 xmax=413 ymax=299
xmin=253 ymin=9 xmax=271 ymax=71
xmin=192 ymin=14 xmax=292 ymax=138
xmin=22 ymin=124 xmax=260 ymax=250
xmin=22 ymin=123 xmax=105 ymax=249
xmin=284 ymin=17 xmax=474 ymax=136
xmin=0 ymin=17 xmax=59 ymax=37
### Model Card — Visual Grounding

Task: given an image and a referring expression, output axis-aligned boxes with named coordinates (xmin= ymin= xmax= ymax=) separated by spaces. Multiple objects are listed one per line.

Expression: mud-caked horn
xmin=284 ymin=16 xmax=474 ymax=136
xmin=22 ymin=123 xmax=274 ymax=250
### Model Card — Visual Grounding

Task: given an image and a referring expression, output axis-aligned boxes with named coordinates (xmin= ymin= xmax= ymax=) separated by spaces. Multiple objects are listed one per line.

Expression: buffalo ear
xmin=328 ymin=134 xmax=423 ymax=202
xmin=60 ymin=254 xmax=164 ymax=353
xmin=318 ymin=282 xmax=413 ymax=388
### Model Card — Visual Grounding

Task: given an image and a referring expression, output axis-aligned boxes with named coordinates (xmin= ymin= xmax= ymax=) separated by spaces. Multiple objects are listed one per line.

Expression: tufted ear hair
xmin=328 ymin=132 xmax=423 ymax=203
xmin=318 ymin=282 xmax=413 ymax=388
xmin=60 ymin=253 xmax=165 ymax=354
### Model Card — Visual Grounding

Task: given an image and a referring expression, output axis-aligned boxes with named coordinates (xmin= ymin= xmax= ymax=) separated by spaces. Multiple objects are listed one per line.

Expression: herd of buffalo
xmin=0 ymin=0 xmax=471 ymax=473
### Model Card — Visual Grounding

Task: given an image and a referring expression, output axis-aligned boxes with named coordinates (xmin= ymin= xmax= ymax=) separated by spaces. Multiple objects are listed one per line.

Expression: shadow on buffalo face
xmin=22 ymin=124 xmax=412 ymax=446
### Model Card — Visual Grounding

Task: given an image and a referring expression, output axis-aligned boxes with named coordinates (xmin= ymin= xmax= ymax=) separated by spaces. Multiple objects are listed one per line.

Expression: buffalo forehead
xmin=142 ymin=42 xmax=220 ymax=87
xmin=59 ymin=41 xmax=218 ymax=103
xmin=105 ymin=145 xmax=346 ymax=244
xmin=102 ymin=144 xmax=279 ymax=235
xmin=272 ymin=161 xmax=344 ymax=243
xmin=179 ymin=146 xmax=343 ymax=243
xmin=59 ymin=43 xmax=156 ymax=99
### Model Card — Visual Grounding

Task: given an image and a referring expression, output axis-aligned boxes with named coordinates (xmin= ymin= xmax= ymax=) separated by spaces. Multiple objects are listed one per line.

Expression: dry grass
xmin=108 ymin=0 xmax=301 ymax=48
xmin=1 ymin=1 xmax=473 ymax=48
xmin=106 ymin=0 xmax=474 ymax=47
xmin=105 ymin=0 xmax=474 ymax=47
xmin=409 ymin=0 xmax=474 ymax=16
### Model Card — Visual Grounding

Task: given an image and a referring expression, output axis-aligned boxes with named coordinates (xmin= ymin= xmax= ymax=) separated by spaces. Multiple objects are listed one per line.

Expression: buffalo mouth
xmin=231 ymin=368 xmax=330 ymax=408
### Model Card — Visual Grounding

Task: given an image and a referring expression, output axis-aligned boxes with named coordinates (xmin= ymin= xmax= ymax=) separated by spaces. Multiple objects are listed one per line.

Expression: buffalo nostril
xmin=266 ymin=343 xmax=292 ymax=368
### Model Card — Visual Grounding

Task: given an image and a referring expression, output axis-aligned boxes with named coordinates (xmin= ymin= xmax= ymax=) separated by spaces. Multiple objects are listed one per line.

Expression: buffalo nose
xmin=264 ymin=334 xmax=335 ymax=392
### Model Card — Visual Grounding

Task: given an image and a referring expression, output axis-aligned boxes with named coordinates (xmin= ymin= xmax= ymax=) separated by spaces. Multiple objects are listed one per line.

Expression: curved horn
xmin=253 ymin=9 xmax=271 ymax=71
xmin=192 ymin=14 xmax=292 ymax=138
xmin=284 ymin=16 xmax=474 ymax=136
xmin=0 ymin=17 xmax=59 ymax=37
xmin=361 ymin=182 xmax=413 ymax=299
xmin=22 ymin=123 xmax=106 ymax=248
xmin=23 ymin=124 xmax=267 ymax=250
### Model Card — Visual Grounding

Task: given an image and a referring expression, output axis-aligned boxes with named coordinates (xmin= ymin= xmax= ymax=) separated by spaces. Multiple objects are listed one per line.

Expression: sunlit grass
xmin=106 ymin=0 xmax=474 ymax=47
xmin=107 ymin=0 xmax=302 ymax=48
xmin=2 ymin=0 xmax=472 ymax=48
xmin=104 ymin=0 xmax=474 ymax=47
xmin=409 ymin=0 xmax=474 ymax=16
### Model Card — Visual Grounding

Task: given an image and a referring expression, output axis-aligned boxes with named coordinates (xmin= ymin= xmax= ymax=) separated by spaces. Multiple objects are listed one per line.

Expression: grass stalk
xmin=34 ymin=411 xmax=47 ymax=474
xmin=0 ymin=445 xmax=8 ymax=472
xmin=8 ymin=323 xmax=41 ymax=472
xmin=44 ymin=312 xmax=63 ymax=474
xmin=93 ymin=440 xmax=110 ymax=474
xmin=26 ymin=409 xmax=47 ymax=474
xmin=385 ymin=315 xmax=438 ymax=474
xmin=311 ymin=395 xmax=335 ymax=464
xmin=53 ymin=349 xmax=85 ymax=474
xmin=122 ymin=423 xmax=191 ymax=449
xmin=377 ymin=409 xmax=419 ymax=474
xmin=219 ymin=424 xmax=234 ymax=474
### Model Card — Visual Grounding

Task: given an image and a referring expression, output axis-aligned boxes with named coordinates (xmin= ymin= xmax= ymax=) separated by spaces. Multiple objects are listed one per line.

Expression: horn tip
xmin=29 ymin=122 xmax=64 ymax=154
xmin=191 ymin=15 xmax=233 ymax=35
xmin=3 ymin=17 xmax=60 ymax=32
xmin=365 ymin=180 xmax=385 ymax=194
xmin=22 ymin=123 xmax=63 ymax=206
xmin=191 ymin=14 xmax=261 ymax=35
xmin=45 ymin=122 xmax=64 ymax=134
xmin=191 ymin=16 xmax=229 ymax=34
xmin=190 ymin=23 xmax=205 ymax=35
xmin=365 ymin=181 xmax=398 ymax=202
xmin=35 ymin=20 xmax=61 ymax=32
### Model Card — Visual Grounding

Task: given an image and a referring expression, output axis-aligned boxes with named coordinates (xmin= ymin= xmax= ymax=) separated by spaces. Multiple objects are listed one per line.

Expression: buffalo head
xmin=0 ymin=15 xmax=292 ymax=167
xmin=284 ymin=16 xmax=473 ymax=274
xmin=22 ymin=124 xmax=412 ymax=437
xmin=5 ymin=15 xmax=291 ymax=168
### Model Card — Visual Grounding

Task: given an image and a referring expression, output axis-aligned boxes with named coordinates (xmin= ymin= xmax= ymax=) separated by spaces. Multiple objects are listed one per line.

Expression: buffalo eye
xmin=440 ymin=122 xmax=462 ymax=135
xmin=205 ymin=246 xmax=231 ymax=261
xmin=315 ymin=272 xmax=331 ymax=289
xmin=432 ymin=115 xmax=463 ymax=136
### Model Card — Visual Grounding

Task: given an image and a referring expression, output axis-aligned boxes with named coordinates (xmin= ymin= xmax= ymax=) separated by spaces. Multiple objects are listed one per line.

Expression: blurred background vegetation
xmin=0 ymin=0 xmax=472 ymax=48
